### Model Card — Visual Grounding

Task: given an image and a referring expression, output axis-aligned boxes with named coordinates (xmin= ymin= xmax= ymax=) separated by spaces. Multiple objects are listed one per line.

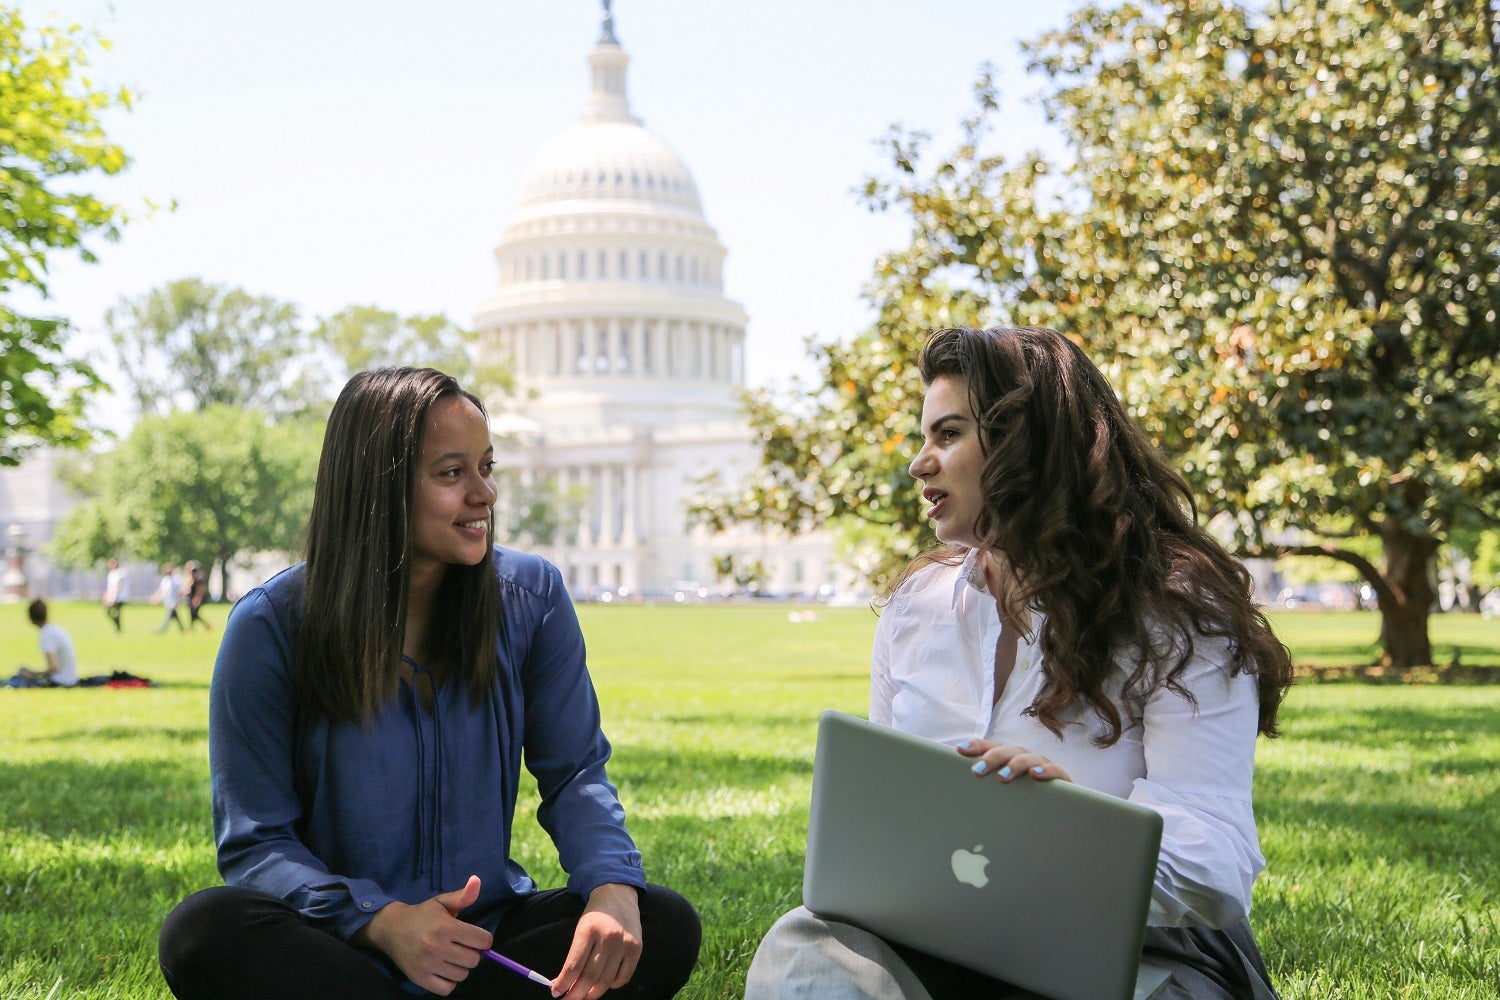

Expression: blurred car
xmin=1275 ymin=584 xmax=1358 ymax=610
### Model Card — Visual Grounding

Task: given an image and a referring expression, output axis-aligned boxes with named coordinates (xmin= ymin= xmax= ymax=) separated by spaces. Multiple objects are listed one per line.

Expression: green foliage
xmin=47 ymin=406 xmax=320 ymax=578
xmin=45 ymin=451 xmax=125 ymax=569
xmin=1475 ymin=531 xmax=1500 ymax=591
xmin=704 ymin=0 xmax=1499 ymax=663
xmin=711 ymin=553 xmax=770 ymax=594
xmin=102 ymin=285 xmax=510 ymax=421
xmin=1004 ymin=0 xmax=1498 ymax=548
xmin=0 ymin=6 xmax=131 ymax=464
xmin=104 ymin=277 xmax=322 ymax=418
xmin=2 ymin=603 xmax=1499 ymax=998
xmin=496 ymin=472 xmax=588 ymax=547
xmin=313 ymin=304 xmax=512 ymax=401
xmin=1448 ymin=525 xmax=1500 ymax=593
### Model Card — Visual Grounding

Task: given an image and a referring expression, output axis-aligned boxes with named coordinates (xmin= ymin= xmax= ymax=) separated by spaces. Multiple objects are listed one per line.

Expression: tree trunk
xmin=1377 ymin=526 xmax=1438 ymax=669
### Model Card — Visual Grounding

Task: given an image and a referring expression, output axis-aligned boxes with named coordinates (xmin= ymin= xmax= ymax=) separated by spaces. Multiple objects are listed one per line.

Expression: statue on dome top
xmin=598 ymin=0 xmax=619 ymax=46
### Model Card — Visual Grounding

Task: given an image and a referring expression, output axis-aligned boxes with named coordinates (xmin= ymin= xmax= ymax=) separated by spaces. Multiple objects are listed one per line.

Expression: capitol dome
xmin=476 ymin=3 xmax=747 ymax=429
xmin=519 ymin=122 xmax=703 ymax=216
xmin=512 ymin=10 xmax=703 ymax=219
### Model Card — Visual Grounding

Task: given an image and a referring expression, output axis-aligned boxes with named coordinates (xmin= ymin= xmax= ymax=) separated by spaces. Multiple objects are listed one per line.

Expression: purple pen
xmin=482 ymin=948 xmax=553 ymax=989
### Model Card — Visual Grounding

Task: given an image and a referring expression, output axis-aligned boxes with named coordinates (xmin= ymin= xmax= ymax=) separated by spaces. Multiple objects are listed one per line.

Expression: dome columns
xmin=488 ymin=315 xmax=743 ymax=386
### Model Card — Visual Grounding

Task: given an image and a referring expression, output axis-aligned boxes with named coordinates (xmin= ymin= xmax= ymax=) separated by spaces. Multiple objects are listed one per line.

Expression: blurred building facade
xmin=0 ymin=450 xmax=73 ymax=601
xmin=475 ymin=9 xmax=844 ymax=598
xmin=0 ymin=449 xmax=155 ymax=602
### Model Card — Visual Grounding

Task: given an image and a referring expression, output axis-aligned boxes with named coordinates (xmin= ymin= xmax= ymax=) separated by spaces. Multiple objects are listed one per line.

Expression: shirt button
xmin=1018 ymin=657 xmax=1031 ymax=671
xmin=361 ymin=901 xmax=373 ymax=909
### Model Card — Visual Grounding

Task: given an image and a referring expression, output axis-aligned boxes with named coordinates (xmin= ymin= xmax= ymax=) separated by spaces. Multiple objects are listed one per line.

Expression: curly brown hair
xmin=916 ymin=326 xmax=1293 ymax=744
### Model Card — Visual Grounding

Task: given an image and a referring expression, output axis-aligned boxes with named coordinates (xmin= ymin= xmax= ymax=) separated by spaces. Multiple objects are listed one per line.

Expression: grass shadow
xmin=1279 ymin=702 xmax=1500 ymax=749
xmin=32 ymin=725 xmax=207 ymax=745
xmin=0 ymin=758 xmax=209 ymax=841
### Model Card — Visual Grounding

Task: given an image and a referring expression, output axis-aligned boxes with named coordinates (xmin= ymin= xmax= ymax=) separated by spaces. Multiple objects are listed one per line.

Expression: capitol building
xmin=475 ymin=8 xmax=842 ymax=599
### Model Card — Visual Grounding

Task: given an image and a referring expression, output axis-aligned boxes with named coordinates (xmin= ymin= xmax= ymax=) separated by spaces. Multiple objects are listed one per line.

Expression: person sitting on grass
xmin=746 ymin=326 xmax=1294 ymax=1000
xmin=158 ymin=367 xmax=700 ymax=1000
xmin=4 ymin=599 xmax=79 ymax=688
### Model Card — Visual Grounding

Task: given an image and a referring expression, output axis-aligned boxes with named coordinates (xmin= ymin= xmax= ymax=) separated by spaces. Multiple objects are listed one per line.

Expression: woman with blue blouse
xmin=159 ymin=368 xmax=698 ymax=1000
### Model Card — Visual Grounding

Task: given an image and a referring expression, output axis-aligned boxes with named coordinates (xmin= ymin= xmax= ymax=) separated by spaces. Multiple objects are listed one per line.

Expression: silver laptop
xmin=803 ymin=711 xmax=1174 ymax=1000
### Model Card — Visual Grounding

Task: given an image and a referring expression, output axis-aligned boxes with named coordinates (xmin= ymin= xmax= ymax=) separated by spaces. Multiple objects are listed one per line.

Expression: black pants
xmin=106 ymin=601 xmax=124 ymax=631
xmin=159 ymin=884 xmax=701 ymax=999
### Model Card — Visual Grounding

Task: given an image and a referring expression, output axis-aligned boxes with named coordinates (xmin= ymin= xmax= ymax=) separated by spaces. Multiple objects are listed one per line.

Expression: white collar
xmin=956 ymin=548 xmax=989 ymax=602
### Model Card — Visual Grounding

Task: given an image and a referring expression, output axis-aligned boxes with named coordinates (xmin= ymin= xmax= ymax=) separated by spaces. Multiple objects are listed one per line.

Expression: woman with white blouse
xmin=746 ymin=326 xmax=1292 ymax=999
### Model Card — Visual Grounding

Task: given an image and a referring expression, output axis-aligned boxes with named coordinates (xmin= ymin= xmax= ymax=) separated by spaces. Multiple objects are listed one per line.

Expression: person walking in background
xmin=158 ymin=367 xmax=700 ymax=1000
xmin=4 ymin=599 xmax=79 ymax=688
xmin=184 ymin=561 xmax=212 ymax=631
xmin=152 ymin=563 xmax=184 ymax=634
xmin=103 ymin=557 xmax=130 ymax=632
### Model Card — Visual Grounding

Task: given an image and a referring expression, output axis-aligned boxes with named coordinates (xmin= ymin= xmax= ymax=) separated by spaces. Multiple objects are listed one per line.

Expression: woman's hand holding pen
xmin=353 ymin=874 xmax=492 ymax=996
xmin=957 ymin=739 xmax=1073 ymax=784
xmin=551 ymin=883 xmax=643 ymax=999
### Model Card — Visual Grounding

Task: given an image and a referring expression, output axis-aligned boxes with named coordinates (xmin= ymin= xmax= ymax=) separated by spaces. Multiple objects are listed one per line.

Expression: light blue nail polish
xmin=998 ymin=765 xmax=1012 ymax=779
xmin=958 ymin=740 xmax=971 ymax=750
xmin=971 ymin=761 xmax=987 ymax=774
xmin=1032 ymin=765 xmax=1045 ymax=776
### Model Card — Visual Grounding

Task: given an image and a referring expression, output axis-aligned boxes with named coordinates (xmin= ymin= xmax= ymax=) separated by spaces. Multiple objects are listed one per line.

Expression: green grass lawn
xmin=2 ymin=601 xmax=1498 ymax=998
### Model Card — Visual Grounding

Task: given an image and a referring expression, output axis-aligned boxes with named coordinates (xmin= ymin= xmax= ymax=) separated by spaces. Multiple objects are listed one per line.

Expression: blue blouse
xmin=209 ymin=546 xmax=645 ymax=944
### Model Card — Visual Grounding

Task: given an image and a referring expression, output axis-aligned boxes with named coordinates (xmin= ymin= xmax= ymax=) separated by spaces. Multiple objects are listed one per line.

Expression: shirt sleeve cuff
xmin=568 ymin=859 xmax=648 ymax=900
xmin=301 ymin=878 xmax=399 ymax=941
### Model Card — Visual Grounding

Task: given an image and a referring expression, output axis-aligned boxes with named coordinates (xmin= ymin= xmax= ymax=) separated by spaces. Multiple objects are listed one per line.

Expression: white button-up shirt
xmin=869 ymin=550 xmax=1267 ymax=928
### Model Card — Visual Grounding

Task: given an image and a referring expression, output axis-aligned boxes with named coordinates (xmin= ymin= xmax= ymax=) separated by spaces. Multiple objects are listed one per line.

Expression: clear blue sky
xmin=21 ymin=0 xmax=1077 ymax=429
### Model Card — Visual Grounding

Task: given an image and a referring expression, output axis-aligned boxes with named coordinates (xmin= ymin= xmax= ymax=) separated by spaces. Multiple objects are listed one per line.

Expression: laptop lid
xmin=803 ymin=710 xmax=1172 ymax=1000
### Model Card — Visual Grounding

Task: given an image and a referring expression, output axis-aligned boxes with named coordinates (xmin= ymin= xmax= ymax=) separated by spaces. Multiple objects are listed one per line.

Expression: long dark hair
xmin=917 ymin=326 xmax=1292 ymax=742
xmin=295 ymin=367 xmax=501 ymax=725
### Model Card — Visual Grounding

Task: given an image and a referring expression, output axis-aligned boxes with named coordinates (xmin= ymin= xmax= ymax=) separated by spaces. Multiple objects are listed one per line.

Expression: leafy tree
xmin=49 ymin=405 xmax=320 ymax=590
xmin=45 ymin=448 xmax=128 ymax=567
xmin=105 ymin=277 xmax=322 ymax=417
xmin=712 ymin=553 xmax=770 ymax=595
xmin=703 ymin=0 xmax=1499 ymax=667
xmin=495 ymin=472 xmax=587 ymax=548
xmin=106 ymin=286 xmax=513 ymax=419
xmin=0 ymin=7 xmax=130 ymax=464
xmin=313 ymin=305 xmax=497 ymax=389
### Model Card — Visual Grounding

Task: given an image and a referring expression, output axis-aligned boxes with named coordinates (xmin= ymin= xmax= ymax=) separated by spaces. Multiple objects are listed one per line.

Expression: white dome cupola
xmin=477 ymin=0 xmax=746 ymax=429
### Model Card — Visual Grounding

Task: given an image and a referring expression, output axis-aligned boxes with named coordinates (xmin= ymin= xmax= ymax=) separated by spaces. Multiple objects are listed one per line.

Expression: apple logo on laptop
xmin=950 ymin=845 xmax=990 ymax=888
